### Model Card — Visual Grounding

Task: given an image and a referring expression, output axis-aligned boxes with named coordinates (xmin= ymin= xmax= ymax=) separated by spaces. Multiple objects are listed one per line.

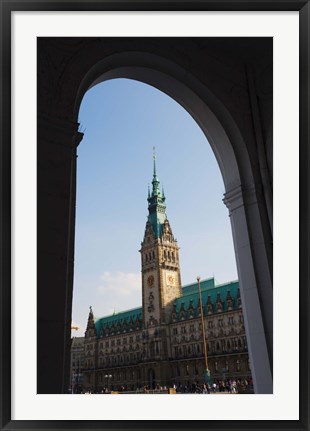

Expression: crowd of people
xmin=79 ymin=377 xmax=253 ymax=394
xmin=209 ymin=378 xmax=253 ymax=394
xmin=166 ymin=378 xmax=253 ymax=394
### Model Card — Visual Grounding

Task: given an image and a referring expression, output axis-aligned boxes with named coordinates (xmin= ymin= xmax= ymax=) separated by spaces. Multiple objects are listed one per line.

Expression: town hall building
xmin=82 ymin=156 xmax=251 ymax=392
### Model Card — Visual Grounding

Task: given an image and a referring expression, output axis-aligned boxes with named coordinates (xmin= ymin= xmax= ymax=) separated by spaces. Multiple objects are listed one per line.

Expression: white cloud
xmin=72 ymin=271 xmax=142 ymax=323
xmin=97 ymin=271 xmax=141 ymax=297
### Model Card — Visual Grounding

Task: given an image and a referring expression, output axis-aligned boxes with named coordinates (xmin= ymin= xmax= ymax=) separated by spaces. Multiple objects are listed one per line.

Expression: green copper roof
xmin=173 ymin=279 xmax=240 ymax=318
xmin=182 ymin=277 xmax=216 ymax=295
xmin=95 ymin=307 xmax=142 ymax=335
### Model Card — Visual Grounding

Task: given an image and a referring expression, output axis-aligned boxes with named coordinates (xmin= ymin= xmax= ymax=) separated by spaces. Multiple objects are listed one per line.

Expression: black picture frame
xmin=1 ymin=1 xmax=309 ymax=430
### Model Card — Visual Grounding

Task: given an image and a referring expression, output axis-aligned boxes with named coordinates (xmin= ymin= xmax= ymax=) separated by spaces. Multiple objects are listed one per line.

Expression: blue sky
xmin=71 ymin=78 xmax=238 ymax=337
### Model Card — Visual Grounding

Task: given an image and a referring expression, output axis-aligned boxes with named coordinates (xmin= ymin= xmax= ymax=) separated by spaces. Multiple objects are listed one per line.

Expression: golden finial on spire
xmin=152 ymin=146 xmax=158 ymax=179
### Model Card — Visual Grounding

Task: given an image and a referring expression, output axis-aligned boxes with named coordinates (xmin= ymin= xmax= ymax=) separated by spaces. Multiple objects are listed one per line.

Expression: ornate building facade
xmin=70 ymin=336 xmax=85 ymax=393
xmin=83 ymin=158 xmax=251 ymax=392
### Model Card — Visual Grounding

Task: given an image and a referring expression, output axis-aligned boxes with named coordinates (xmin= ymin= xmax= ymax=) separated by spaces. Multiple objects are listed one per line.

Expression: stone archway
xmin=37 ymin=37 xmax=273 ymax=394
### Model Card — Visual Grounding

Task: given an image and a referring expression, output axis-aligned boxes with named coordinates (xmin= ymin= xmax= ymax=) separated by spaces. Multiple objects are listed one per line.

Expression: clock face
xmin=147 ymin=275 xmax=154 ymax=287
xmin=166 ymin=273 xmax=175 ymax=286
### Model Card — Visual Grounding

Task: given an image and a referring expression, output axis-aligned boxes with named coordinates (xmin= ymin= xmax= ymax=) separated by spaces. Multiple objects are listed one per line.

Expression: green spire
xmin=147 ymin=148 xmax=167 ymax=238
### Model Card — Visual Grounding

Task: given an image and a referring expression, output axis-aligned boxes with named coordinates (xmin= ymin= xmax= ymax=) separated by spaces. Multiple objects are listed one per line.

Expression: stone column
xmin=223 ymin=185 xmax=273 ymax=394
xmin=37 ymin=113 xmax=83 ymax=393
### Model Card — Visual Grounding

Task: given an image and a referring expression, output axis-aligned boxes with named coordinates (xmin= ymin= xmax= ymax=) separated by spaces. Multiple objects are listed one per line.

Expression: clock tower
xmin=140 ymin=151 xmax=182 ymax=329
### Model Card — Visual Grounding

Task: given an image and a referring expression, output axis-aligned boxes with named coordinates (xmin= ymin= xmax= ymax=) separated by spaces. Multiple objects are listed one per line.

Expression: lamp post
xmin=105 ymin=374 xmax=112 ymax=393
xmin=197 ymin=276 xmax=211 ymax=385
xmin=76 ymin=355 xmax=81 ymax=394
